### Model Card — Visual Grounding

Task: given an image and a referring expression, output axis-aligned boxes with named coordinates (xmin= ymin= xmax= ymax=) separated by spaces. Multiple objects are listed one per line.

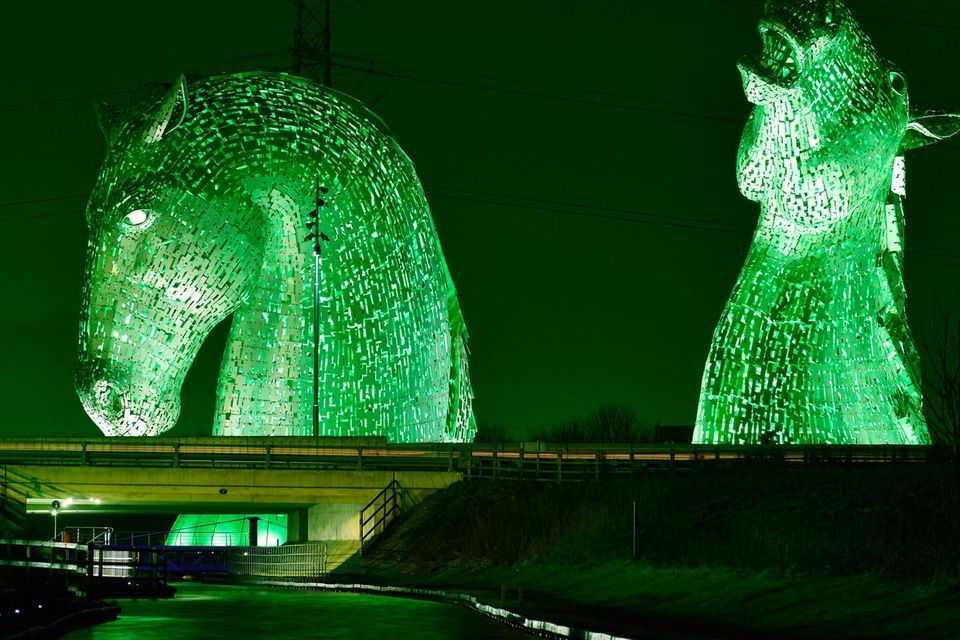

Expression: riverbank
xmin=1 ymin=584 xmax=119 ymax=640
xmin=341 ymin=561 xmax=959 ymax=640
xmin=349 ymin=464 xmax=960 ymax=639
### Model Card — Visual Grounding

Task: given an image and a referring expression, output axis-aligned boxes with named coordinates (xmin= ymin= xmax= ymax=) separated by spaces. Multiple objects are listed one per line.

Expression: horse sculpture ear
xmin=95 ymin=102 xmax=121 ymax=140
xmin=901 ymin=109 xmax=960 ymax=150
xmin=143 ymin=75 xmax=188 ymax=144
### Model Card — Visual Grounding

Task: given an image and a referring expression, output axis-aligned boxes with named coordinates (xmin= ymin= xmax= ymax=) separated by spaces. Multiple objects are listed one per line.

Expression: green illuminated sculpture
xmin=75 ymin=73 xmax=476 ymax=543
xmin=76 ymin=72 xmax=474 ymax=442
xmin=167 ymin=514 xmax=286 ymax=547
xmin=695 ymin=0 xmax=960 ymax=445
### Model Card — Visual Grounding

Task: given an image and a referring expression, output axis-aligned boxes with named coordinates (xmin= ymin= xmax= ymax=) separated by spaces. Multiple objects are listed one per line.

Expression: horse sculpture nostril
xmin=92 ymin=380 xmax=125 ymax=421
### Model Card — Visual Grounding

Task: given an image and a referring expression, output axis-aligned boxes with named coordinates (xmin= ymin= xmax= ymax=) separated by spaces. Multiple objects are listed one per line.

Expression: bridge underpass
xmin=3 ymin=463 xmax=459 ymax=550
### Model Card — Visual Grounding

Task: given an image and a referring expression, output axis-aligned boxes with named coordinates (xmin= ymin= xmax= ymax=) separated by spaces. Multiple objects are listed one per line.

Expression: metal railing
xmin=0 ymin=437 xmax=939 ymax=477
xmin=359 ymin=479 xmax=400 ymax=554
xmin=225 ymin=543 xmax=327 ymax=578
xmin=0 ymin=538 xmax=329 ymax=584
xmin=62 ymin=526 xmax=113 ymax=545
xmin=0 ymin=539 xmax=166 ymax=594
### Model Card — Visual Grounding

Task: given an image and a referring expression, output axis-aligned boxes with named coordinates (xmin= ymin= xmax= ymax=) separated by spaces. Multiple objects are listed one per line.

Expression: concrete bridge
xmin=0 ymin=436 xmax=464 ymax=545
xmin=0 ymin=436 xmax=929 ymax=545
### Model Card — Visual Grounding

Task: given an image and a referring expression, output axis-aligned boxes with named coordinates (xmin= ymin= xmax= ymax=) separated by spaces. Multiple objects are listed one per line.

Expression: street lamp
xmin=50 ymin=500 xmax=60 ymax=540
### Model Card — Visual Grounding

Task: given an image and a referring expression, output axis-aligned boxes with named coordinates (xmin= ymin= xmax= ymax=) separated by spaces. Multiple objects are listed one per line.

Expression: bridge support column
xmin=287 ymin=509 xmax=309 ymax=543
xmin=287 ymin=504 xmax=364 ymax=542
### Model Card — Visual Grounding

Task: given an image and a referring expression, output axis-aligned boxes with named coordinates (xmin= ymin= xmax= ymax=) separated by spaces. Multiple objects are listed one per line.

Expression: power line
xmin=427 ymin=185 xmax=960 ymax=262
xmin=0 ymin=209 xmax=80 ymax=224
xmin=0 ymin=53 xmax=742 ymax=126
xmin=331 ymin=0 xmax=364 ymax=12
xmin=331 ymin=60 xmax=741 ymax=125
xmin=7 ymin=184 xmax=960 ymax=262
xmin=333 ymin=52 xmax=742 ymax=119
xmin=709 ymin=0 xmax=960 ymax=31
xmin=0 ymin=49 xmax=293 ymax=97
xmin=0 ymin=88 xmax=133 ymax=111
xmin=425 ymin=185 xmax=754 ymax=236
xmin=845 ymin=0 xmax=960 ymax=21
xmin=0 ymin=194 xmax=85 ymax=210
xmin=0 ymin=50 xmax=293 ymax=110
xmin=330 ymin=53 xmax=960 ymax=153
xmin=1 ymin=1 xmax=959 ymax=113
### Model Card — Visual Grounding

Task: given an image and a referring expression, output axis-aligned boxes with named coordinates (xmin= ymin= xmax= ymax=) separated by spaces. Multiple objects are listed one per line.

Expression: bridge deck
xmin=0 ymin=437 xmax=935 ymax=511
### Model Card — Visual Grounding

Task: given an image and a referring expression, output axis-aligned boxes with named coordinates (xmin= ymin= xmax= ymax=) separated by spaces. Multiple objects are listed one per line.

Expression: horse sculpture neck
xmin=694 ymin=0 xmax=930 ymax=445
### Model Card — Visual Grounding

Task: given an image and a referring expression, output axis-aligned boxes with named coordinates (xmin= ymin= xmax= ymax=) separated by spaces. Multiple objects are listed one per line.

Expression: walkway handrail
xmin=359 ymin=479 xmax=400 ymax=553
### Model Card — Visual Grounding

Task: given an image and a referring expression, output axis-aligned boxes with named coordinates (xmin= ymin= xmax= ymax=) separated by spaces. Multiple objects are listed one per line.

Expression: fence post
xmin=393 ymin=480 xmax=400 ymax=519
xmin=81 ymin=442 xmax=88 ymax=465
xmin=493 ymin=448 xmax=499 ymax=479
xmin=448 ymin=447 xmax=454 ymax=472
xmin=595 ymin=450 xmax=601 ymax=480
xmin=359 ymin=506 xmax=365 ymax=556
xmin=557 ymin=450 xmax=563 ymax=482
xmin=265 ymin=444 xmax=272 ymax=469
xmin=357 ymin=447 xmax=364 ymax=471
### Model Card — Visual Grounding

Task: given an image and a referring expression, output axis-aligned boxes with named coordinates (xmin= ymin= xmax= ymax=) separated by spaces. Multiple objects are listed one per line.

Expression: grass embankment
xmin=356 ymin=464 xmax=960 ymax=639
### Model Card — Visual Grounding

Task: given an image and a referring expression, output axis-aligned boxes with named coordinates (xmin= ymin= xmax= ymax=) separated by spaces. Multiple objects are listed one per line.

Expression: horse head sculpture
xmin=76 ymin=73 xmax=475 ymax=442
xmin=695 ymin=0 xmax=960 ymax=444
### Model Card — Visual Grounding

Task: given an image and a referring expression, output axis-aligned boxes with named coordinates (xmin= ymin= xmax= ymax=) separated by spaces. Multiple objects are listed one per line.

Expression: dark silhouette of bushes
xmin=533 ymin=405 xmax=653 ymax=444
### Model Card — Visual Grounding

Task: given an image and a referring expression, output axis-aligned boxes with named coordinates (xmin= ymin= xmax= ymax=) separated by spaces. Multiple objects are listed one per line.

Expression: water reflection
xmin=65 ymin=582 xmax=531 ymax=639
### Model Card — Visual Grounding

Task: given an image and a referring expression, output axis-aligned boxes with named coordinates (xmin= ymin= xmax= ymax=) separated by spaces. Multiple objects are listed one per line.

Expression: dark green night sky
xmin=3 ymin=0 xmax=960 ymax=438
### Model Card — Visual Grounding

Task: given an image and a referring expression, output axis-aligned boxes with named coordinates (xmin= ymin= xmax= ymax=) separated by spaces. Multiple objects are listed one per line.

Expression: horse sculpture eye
xmin=123 ymin=209 xmax=150 ymax=227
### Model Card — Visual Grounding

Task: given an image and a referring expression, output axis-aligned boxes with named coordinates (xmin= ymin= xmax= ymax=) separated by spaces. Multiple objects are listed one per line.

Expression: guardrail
xmin=62 ymin=526 xmax=113 ymax=545
xmin=0 ymin=437 xmax=938 ymax=477
xmin=0 ymin=539 xmax=166 ymax=597
xmin=0 ymin=539 xmax=329 ymax=585
xmin=224 ymin=543 xmax=327 ymax=578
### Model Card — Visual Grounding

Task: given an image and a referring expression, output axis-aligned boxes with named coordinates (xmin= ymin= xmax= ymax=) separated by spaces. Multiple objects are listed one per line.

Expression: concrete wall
xmin=0 ymin=496 xmax=25 ymax=537
xmin=307 ymin=504 xmax=363 ymax=540
xmin=285 ymin=483 xmax=451 ymax=544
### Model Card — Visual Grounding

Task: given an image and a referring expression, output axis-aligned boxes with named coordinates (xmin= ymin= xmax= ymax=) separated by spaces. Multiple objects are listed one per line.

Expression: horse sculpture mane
xmin=76 ymin=72 xmax=475 ymax=443
xmin=694 ymin=0 xmax=960 ymax=445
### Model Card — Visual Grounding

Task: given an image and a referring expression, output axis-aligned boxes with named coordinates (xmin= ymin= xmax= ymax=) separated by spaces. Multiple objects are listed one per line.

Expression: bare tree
xmin=534 ymin=406 xmax=651 ymax=444
xmin=922 ymin=301 xmax=960 ymax=488
xmin=589 ymin=405 xmax=640 ymax=443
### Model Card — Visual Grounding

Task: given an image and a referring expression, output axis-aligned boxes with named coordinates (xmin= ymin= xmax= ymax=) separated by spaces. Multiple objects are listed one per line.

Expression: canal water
xmin=65 ymin=582 xmax=532 ymax=639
